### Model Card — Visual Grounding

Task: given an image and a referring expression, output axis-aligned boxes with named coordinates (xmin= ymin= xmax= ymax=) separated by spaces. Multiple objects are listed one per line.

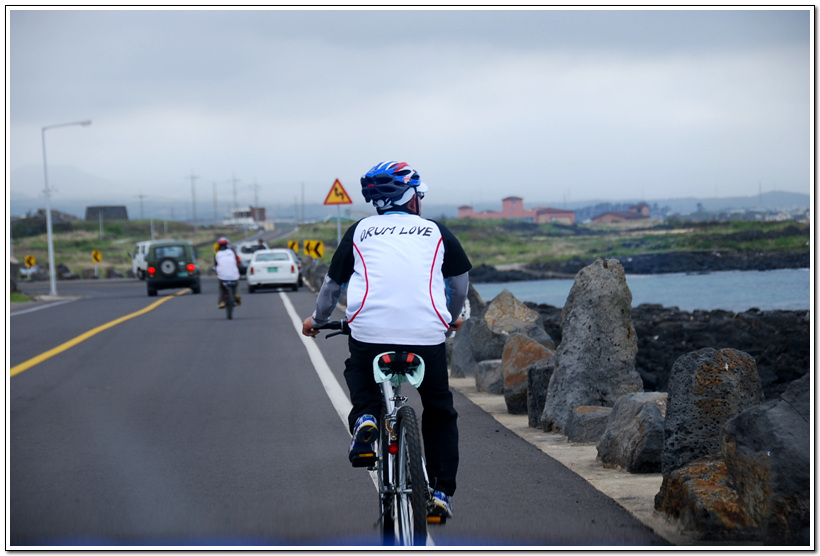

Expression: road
xmin=9 ymin=278 xmax=670 ymax=547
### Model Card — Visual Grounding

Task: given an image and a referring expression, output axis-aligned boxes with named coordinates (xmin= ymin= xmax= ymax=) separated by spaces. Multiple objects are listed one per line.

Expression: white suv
xmin=130 ymin=241 xmax=153 ymax=280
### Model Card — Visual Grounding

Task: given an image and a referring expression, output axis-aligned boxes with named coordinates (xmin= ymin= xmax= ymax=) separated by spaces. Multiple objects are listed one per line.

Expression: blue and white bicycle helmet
xmin=360 ymin=161 xmax=428 ymax=209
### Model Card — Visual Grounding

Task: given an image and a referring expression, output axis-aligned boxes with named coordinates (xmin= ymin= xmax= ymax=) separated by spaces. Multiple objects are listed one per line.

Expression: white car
xmin=246 ymin=249 xmax=300 ymax=292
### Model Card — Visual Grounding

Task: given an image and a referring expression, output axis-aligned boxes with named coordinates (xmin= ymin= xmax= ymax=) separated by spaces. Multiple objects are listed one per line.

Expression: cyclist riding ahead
xmin=214 ymin=237 xmax=242 ymax=308
xmin=302 ymin=161 xmax=471 ymax=520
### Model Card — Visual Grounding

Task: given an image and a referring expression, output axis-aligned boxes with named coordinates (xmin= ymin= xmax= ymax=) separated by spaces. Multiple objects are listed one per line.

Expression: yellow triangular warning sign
xmin=323 ymin=178 xmax=353 ymax=205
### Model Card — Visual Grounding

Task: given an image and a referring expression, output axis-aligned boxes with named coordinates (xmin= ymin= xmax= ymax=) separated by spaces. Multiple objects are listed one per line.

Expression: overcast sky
xmin=8 ymin=7 xmax=813 ymax=217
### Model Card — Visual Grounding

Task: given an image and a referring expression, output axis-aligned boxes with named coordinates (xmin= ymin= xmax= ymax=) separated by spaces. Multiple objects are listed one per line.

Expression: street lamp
xmin=42 ymin=120 xmax=92 ymax=296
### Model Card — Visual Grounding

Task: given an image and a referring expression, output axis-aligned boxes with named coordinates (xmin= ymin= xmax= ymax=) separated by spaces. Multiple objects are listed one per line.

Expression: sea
xmin=472 ymin=268 xmax=812 ymax=313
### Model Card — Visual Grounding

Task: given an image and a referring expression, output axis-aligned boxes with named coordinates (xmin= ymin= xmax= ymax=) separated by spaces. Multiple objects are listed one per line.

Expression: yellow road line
xmin=10 ymin=289 xmax=190 ymax=377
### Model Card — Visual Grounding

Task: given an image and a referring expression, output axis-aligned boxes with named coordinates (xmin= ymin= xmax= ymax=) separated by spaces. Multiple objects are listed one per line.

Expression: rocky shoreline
xmin=467 ymin=250 xmax=811 ymax=401
xmin=529 ymin=302 xmax=809 ymax=401
xmin=456 ymin=258 xmax=810 ymax=544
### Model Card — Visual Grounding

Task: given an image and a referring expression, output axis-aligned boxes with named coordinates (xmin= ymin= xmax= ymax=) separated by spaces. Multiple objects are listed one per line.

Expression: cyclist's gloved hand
xmin=448 ymin=317 xmax=463 ymax=332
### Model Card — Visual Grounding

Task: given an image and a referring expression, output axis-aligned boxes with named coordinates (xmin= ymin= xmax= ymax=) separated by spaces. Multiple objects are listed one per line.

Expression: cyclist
xmin=302 ymin=161 xmax=471 ymax=519
xmin=214 ymin=237 xmax=242 ymax=308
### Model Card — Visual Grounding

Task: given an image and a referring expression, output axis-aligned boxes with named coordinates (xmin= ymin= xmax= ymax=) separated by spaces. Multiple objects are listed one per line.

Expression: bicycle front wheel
xmin=394 ymin=406 xmax=428 ymax=546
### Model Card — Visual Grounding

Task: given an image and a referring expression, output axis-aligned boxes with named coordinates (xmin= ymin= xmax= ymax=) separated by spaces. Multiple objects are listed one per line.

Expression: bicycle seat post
xmin=381 ymin=381 xmax=396 ymax=416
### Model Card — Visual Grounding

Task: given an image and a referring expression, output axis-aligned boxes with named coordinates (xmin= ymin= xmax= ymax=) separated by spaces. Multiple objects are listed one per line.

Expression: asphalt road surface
xmin=9 ymin=277 xmax=670 ymax=548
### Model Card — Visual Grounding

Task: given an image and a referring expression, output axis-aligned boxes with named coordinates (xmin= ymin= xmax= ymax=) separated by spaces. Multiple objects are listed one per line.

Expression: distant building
xmin=85 ymin=206 xmax=129 ymax=221
xmin=458 ymin=196 xmax=575 ymax=224
xmin=592 ymin=203 xmax=650 ymax=224
xmin=533 ymin=207 xmax=576 ymax=224
xmin=222 ymin=206 xmax=267 ymax=228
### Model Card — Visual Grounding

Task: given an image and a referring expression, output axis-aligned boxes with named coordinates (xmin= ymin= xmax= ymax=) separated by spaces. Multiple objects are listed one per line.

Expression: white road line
xmin=10 ymin=297 xmax=78 ymax=316
xmin=279 ymin=292 xmax=353 ymax=425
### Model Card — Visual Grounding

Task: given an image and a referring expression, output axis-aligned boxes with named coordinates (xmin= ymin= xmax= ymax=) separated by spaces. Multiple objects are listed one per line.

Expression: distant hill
xmin=646 ymin=191 xmax=810 ymax=215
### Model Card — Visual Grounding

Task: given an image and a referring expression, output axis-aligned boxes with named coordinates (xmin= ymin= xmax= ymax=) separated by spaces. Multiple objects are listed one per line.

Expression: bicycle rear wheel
xmin=226 ymin=286 xmax=234 ymax=320
xmin=394 ymin=406 xmax=428 ymax=546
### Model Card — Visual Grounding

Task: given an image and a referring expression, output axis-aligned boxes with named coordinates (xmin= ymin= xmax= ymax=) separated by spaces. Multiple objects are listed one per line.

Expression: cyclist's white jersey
xmin=215 ymin=249 xmax=240 ymax=281
xmin=330 ymin=212 xmax=471 ymax=345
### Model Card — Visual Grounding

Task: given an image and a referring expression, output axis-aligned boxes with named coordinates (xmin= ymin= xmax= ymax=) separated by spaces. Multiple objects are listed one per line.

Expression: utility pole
xmin=41 ymin=119 xmax=92 ymax=296
xmin=136 ymin=192 xmax=147 ymax=220
xmin=250 ymin=179 xmax=260 ymax=207
xmin=187 ymin=171 xmax=198 ymax=229
xmin=231 ymin=174 xmax=240 ymax=212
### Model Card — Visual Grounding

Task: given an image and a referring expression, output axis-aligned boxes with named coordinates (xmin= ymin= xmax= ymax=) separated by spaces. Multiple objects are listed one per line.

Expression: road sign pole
xmin=323 ymin=178 xmax=352 ymax=247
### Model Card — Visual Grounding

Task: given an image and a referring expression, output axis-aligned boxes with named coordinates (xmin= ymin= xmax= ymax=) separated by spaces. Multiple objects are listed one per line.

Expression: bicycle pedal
xmin=427 ymin=515 xmax=447 ymax=525
xmin=350 ymin=453 xmax=377 ymax=468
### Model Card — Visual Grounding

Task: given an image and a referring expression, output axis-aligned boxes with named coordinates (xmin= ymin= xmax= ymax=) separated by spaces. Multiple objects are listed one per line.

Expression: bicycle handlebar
xmin=314 ymin=319 xmax=351 ymax=338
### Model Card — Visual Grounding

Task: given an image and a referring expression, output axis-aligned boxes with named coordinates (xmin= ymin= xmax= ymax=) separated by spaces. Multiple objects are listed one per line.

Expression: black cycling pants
xmin=344 ymin=337 xmax=459 ymax=496
xmin=218 ymin=280 xmax=237 ymax=303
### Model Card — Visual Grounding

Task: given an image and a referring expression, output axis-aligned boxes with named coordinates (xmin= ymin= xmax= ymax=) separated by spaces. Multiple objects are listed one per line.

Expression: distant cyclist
xmin=302 ymin=161 xmax=471 ymax=519
xmin=214 ymin=237 xmax=242 ymax=308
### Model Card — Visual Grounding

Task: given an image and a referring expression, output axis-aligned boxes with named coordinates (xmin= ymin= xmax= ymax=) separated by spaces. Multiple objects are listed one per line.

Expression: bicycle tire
xmin=394 ymin=406 xmax=428 ymax=546
xmin=226 ymin=286 xmax=234 ymax=320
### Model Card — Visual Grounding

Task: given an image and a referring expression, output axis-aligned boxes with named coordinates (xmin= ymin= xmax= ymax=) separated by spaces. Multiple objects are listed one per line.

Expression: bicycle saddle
xmin=373 ymin=351 xmax=426 ymax=388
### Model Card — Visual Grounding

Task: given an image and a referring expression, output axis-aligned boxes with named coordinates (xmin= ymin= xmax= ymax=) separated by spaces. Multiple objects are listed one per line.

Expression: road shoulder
xmin=449 ymin=376 xmax=710 ymax=547
xmin=10 ymin=296 xmax=80 ymax=316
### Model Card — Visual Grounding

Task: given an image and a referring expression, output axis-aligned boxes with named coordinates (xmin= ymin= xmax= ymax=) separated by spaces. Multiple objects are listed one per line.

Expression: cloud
xmin=8 ymin=7 xmax=812 ymax=214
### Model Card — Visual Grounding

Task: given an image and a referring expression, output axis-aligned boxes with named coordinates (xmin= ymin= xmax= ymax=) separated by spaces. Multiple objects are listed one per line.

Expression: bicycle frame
xmin=318 ymin=320 xmax=435 ymax=545
xmin=378 ymin=378 xmax=432 ymax=508
xmin=371 ymin=351 xmax=433 ymax=545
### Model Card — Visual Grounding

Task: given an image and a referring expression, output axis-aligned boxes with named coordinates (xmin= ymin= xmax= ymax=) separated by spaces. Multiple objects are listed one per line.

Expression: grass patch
xmin=11 ymin=292 xmax=33 ymax=302
xmin=10 ymin=217 xmax=810 ymax=275
xmin=271 ymin=218 xmax=809 ymax=268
